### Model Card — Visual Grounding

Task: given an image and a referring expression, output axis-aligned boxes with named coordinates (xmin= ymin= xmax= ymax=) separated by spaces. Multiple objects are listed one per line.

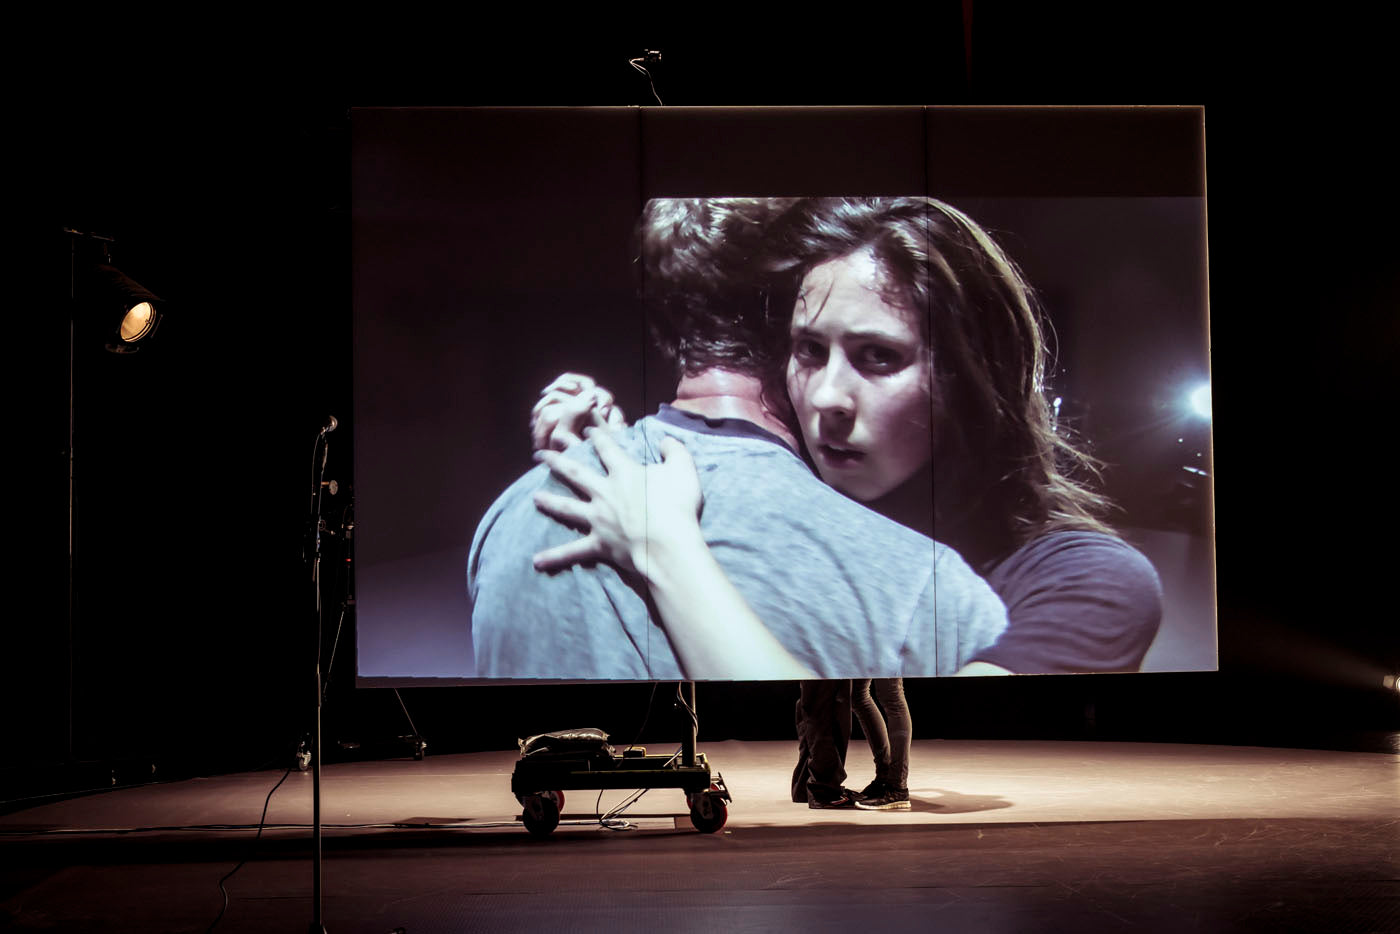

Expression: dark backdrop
xmin=14 ymin=14 xmax=1397 ymax=800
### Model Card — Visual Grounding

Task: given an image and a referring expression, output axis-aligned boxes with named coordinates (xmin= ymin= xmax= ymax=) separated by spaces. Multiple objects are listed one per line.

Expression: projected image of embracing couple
xmin=468 ymin=196 xmax=1162 ymax=682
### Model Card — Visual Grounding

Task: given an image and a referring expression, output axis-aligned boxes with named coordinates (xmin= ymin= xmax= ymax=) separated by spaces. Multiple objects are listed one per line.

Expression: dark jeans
xmin=791 ymin=679 xmax=852 ymax=802
xmin=852 ymin=677 xmax=911 ymax=789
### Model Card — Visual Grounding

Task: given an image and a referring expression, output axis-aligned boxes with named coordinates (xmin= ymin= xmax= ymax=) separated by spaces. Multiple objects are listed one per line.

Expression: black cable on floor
xmin=206 ymin=767 xmax=292 ymax=933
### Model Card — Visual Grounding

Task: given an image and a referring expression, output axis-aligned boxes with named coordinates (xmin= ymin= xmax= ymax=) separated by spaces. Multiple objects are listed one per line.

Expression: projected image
xmin=469 ymin=198 xmax=1010 ymax=680
xmin=352 ymin=110 xmax=1214 ymax=684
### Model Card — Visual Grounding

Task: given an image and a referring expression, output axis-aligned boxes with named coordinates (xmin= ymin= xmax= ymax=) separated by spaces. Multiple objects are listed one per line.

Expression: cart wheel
xmin=689 ymin=793 xmax=728 ymax=833
xmin=522 ymin=793 xmax=560 ymax=837
xmin=685 ymin=782 xmax=723 ymax=810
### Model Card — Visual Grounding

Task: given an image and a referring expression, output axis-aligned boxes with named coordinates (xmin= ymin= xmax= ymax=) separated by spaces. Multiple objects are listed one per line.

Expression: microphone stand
xmin=306 ymin=417 xmax=336 ymax=934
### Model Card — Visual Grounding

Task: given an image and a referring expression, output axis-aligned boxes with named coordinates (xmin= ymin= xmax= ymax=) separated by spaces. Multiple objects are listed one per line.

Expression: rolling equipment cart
xmin=510 ymin=683 xmax=731 ymax=836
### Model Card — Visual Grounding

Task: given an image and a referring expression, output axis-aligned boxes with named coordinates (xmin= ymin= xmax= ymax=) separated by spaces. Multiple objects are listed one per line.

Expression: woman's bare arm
xmin=532 ymin=428 xmax=814 ymax=681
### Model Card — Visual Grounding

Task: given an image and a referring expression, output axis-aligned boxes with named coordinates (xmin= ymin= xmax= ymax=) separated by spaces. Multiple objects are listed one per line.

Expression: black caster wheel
xmin=522 ymin=793 xmax=561 ymax=837
xmin=516 ymin=790 xmax=564 ymax=812
xmin=688 ymin=792 xmax=728 ymax=833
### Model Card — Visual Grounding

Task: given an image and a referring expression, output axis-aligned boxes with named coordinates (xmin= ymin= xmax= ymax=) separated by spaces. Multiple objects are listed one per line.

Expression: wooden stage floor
xmin=3 ymin=739 xmax=1397 ymax=932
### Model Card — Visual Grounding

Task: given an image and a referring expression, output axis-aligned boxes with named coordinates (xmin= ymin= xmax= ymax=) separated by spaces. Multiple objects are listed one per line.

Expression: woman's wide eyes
xmin=792 ymin=338 xmax=826 ymax=364
xmin=855 ymin=345 xmax=904 ymax=371
xmin=793 ymin=338 xmax=907 ymax=373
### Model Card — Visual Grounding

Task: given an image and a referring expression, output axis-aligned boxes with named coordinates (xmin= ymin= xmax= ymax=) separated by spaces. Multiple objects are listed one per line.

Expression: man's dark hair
xmin=637 ymin=197 xmax=797 ymax=379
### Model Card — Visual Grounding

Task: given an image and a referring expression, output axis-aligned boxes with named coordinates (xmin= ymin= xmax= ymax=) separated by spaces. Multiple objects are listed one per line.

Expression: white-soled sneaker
xmin=855 ymin=786 xmax=911 ymax=810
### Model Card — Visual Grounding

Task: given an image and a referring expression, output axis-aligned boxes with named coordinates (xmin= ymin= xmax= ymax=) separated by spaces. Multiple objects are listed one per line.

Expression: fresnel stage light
xmin=89 ymin=264 xmax=161 ymax=352
xmin=66 ymin=229 xmax=164 ymax=353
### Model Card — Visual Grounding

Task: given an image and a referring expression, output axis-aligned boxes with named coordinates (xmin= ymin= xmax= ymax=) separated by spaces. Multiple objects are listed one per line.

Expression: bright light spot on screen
xmin=1188 ymin=383 xmax=1212 ymax=420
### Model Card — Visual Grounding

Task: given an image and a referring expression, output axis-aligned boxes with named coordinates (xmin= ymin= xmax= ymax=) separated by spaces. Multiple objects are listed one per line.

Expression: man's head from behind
xmin=638 ymin=198 xmax=796 ymax=394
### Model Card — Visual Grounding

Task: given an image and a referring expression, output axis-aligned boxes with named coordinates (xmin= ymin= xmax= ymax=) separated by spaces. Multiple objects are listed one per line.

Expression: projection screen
xmin=352 ymin=107 xmax=1214 ymax=685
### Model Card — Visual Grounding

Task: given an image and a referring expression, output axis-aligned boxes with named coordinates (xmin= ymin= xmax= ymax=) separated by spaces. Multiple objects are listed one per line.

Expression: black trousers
xmin=790 ymin=679 xmax=852 ymax=802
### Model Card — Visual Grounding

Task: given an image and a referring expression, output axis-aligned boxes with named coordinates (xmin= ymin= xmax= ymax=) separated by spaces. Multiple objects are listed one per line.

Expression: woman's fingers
xmin=538 ymin=449 xmax=604 ymax=498
xmin=529 ymin=396 xmax=563 ymax=452
xmin=548 ymin=427 xmax=585 ymax=452
xmin=660 ymin=438 xmax=699 ymax=494
xmin=531 ymin=387 xmax=585 ymax=427
xmin=657 ymin=436 xmax=703 ymax=516
xmin=531 ymin=381 xmax=626 ymax=453
xmin=539 ymin=372 xmax=596 ymax=397
xmin=529 ymin=392 xmax=562 ymax=430
xmin=596 ymin=401 xmax=627 ymax=430
xmin=657 ymin=435 xmax=693 ymax=468
xmin=530 ymin=392 xmax=587 ymax=451
xmin=532 ymin=490 xmax=592 ymax=531
xmin=532 ymin=385 xmax=604 ymax=417
xmin=532 ymin=535 xmax=602 ymax=572
xmin=584 ymin=387 xmax=622 ymax=430
xmin=586 ymin=424 xmax=634 ymax=475
xmin=530 ymin=390 xmax=563 ymax=420
xmin=533 ymin=420 xmax=584 ymax=453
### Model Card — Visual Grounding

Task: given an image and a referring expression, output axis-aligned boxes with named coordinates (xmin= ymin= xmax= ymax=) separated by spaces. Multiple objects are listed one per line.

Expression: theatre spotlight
xmin=81 ymin=263 xmax=164 ymax=354
xmin=66 ymin=228 xmax=165 ymax=354
xmin=1384 ymin=674 xmax=1399 ymax=693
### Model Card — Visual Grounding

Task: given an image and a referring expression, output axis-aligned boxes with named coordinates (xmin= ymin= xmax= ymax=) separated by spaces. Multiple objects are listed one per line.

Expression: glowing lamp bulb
xmin=119 ymin=301 xmax=157 ymax=342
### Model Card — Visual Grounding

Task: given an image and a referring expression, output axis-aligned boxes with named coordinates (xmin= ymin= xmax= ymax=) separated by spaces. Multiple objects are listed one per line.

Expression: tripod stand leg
xmin=680 ymin=681 xmax=697 ymax=768
xmin=393 ymin=688 xmax=427 ymax=759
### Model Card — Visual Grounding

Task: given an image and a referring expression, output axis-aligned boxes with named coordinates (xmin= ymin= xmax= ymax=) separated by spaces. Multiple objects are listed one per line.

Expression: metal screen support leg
xmin=680 ymin=681 xmax=697 ymax=768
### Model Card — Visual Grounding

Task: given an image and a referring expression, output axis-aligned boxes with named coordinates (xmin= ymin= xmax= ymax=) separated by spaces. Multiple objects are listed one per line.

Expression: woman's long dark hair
xmin=769 ymin=197 xmax=1115 ymax=567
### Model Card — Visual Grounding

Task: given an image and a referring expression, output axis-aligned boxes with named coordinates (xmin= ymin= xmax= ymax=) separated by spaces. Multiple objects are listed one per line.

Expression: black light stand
xmin=64 ymin=228 xmax=163 ymax=768
xmin=306 ymin=415 xmax=337 ymax=934
xmin=309 ymin=476 xmax=426 ymax=771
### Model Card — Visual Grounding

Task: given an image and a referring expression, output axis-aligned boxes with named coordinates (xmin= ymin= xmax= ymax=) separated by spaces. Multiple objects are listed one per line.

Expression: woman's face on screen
xmin=786 ymin=247 xmax=934 ymax=502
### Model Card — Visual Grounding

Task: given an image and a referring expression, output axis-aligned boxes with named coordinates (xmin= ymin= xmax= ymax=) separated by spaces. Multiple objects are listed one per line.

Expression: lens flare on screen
xmin=1188 ymin=383 xmax=1211 ymax=420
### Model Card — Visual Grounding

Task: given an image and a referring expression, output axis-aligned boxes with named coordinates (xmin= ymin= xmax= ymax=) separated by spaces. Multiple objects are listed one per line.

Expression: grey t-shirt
xmin=468 ymin=409 xmax=1007 ymax=680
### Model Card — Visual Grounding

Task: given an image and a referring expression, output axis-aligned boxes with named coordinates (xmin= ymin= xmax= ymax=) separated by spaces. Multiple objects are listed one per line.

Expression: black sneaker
xmin=854 ymin=786 xmax=911 ymax=810
xmin=858 ymin=778 xmax=888 ymax=799
xmin=808 ymin=787 xmax=862 ymax=809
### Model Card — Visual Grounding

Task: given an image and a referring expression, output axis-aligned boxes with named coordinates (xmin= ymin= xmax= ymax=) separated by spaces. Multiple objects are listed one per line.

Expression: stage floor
xmin=3 ymin=740 xmax=1397 ymax=932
